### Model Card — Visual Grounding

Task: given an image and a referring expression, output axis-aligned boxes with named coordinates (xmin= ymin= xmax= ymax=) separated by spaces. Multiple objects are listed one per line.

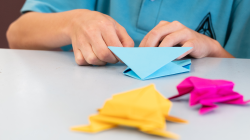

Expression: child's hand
xmin=139 ymin=21 xmax=234 ymax=59
xmin=68 ymin=9 xmax=134 ymax=65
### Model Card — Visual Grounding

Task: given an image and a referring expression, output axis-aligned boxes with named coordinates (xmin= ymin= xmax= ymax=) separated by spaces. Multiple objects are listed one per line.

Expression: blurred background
xmin=0 ymin=0 xmax=25 ymax=48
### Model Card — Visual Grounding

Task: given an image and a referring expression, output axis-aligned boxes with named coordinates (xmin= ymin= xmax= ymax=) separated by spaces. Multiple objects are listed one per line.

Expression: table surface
xmin=0 ymin=49 xmax=250 ymax=140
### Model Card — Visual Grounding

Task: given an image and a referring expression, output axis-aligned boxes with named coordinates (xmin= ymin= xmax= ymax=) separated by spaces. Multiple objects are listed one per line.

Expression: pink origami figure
xmin=169 ymin=76 xmax=250 ymax=114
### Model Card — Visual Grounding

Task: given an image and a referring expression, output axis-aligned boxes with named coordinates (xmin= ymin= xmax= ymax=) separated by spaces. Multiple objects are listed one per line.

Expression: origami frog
xmin=169 ymin=76 xmax=250 ymax=114
xmin=71 ymin=84 xmax=187 ymax=139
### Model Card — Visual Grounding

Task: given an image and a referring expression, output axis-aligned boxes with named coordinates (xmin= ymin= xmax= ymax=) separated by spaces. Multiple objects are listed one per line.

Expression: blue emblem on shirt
xmin=196 ymin=12 xmax=216 ymax=39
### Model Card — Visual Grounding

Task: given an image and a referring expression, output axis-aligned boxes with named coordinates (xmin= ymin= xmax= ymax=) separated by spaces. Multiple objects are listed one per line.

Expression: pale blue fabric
xmin=21 ymin=0 xmax=250 ymax=58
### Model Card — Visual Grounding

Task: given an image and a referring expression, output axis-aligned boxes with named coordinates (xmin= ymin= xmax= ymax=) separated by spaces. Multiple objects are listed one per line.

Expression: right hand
xmin=67 ymin=9 xmax=134 ymax=65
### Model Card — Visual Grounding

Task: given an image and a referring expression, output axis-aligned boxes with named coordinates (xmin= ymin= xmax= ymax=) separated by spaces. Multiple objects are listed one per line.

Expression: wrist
xmin=63 ymin=9 xmax=91 ymax=38
xmin=209 ymin=40 xmax=222 ymax=57
xmin=208 ymin=40 xmax=234 ymax=58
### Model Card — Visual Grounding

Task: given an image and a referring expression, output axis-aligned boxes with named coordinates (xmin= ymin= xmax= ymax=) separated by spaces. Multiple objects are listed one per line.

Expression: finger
xmin=114 ymin=23 xmax=134 ymax=63
xmin=116 ymin=23 xmax=134 ymax=47
xmin=176 ymin=41 xmax=194 ymax=59
xmin=159 ymin=28 xmax=193 ymax=47
xmin=85 ymin=27 xmax=118 ymax=64
xmin=145 ymin=21 xmax=186 ymax=47
xmin=158 ymin=28 xmax=194 ymax=60
xmin=82 ymin=44 xmax=107 ymax=65
xmin=102 ymin=24 xmax=124 ymax=63
xmin=103 ymin=15 xmax=133 ymax=47
xmin=76 ymin=35 xmax=106 ymax=65
xmin=101 ymin=24 xmax=127 ymax=63
xmin=72 ymin=37 xmax=90 ymax=66
xmin=139 ymin=21 xmax=170 ymax=47
xmin=73 ymin=48 xmax=89 ymax=66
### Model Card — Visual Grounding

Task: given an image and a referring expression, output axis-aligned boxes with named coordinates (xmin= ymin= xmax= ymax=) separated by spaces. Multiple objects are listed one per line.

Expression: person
xmin=7 ymin=0 xmax=250 ymax=66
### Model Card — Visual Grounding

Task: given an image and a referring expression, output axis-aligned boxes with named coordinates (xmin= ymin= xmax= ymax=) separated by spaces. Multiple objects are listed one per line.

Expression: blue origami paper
xmin=108 ymin=47 xmax=192 ymax=80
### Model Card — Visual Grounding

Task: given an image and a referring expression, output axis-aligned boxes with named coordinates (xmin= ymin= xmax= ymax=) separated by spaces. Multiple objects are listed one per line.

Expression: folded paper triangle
xmin=71 ymin=84 xmax=188 ymax=139
xmin=108 ymin=47 xmax=192 ymax=80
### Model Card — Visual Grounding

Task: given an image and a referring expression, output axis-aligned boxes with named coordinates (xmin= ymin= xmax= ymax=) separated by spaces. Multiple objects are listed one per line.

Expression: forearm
xmin=7 ymin=11 xmax=76 ymax=50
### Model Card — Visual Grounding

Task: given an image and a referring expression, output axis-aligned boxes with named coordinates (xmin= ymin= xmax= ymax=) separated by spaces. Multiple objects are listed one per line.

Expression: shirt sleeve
xmin=21 ymin=0 xmax=97 ymax=13
xmin=224 ymin=0 xmax=250 ymax=58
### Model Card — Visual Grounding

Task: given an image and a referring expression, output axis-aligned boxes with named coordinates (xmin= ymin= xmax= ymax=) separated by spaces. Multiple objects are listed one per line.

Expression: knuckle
xmin=107 ymin=40 xmax=121 ymax=47
xmin=188 ymin=41 xmax=195 ymax=47
xmin=183 ymin=28 xmax=192 ymax=36
xmin=212 ymin=39 xmax=220 ymax=46
xmin=114 ymin=43 xmax=122 ymax=47
xmin=159 ymin=20 xmax=168 ymax=25
xmin=98 ymin=51 xmax=111 ymax=62
xmin=86 ymin=55 xmax=99 ymax=65
xmin=118 ymin=25 xmax=126 ymax=33
xmin=75 ymin=56 xmax=86 ymax=66
xmin=172 ymin=21 xmax=183 ymax=27
xmin=150 ymin=30 xmax=160 ymax=37
xmin=125 ymin=40 xmax=135 ymax=47
xmin=120 ymin=26 xmax=126 ymax=31
xmin=84 ymin=26 xmax=98 ymax=34
xmin=98 ymin=20 xmax=113 ymax=28
xmin=186 ymin=40 xmax=196 ymax=48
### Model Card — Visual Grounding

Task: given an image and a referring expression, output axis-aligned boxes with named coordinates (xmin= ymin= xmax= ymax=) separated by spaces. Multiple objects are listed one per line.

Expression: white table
xmin=0 ymin=49 xmax=249 ymax=140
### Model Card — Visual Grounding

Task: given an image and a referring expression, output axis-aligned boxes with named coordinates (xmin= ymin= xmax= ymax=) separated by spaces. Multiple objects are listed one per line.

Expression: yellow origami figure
xmin=71 ymin=84 xmax=187 ymax=139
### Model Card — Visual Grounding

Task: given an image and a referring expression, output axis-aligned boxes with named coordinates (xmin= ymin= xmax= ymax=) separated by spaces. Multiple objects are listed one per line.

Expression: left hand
xmin=139 ymin=21 xmax=234 ymax=59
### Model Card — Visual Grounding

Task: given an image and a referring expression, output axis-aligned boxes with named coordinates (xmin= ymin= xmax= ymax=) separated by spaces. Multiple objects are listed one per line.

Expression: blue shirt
xmin=21 ymin=0 xmax=250 ymax=58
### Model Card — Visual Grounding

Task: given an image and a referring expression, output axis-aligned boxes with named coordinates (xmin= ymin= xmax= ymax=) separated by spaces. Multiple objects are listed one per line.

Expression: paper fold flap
xmin=109 ymin=47 xmax=192 ymax=79
xmin=124 ymin=60 xmax=191 ymax=80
